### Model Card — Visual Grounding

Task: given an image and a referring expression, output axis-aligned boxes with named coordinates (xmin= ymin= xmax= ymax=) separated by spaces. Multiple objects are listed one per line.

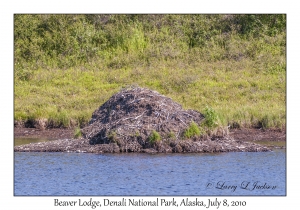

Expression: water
xmin=14 ymin=149 xmax=286 ymax=196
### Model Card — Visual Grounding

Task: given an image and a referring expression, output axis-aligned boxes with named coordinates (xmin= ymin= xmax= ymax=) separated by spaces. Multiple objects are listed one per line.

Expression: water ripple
xmin=14 ymin=150 xmax=286 ymax=196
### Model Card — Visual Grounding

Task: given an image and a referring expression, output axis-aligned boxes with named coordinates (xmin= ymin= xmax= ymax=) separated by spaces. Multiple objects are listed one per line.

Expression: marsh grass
xmin=14 ymin=15 xmax=286 ymax=130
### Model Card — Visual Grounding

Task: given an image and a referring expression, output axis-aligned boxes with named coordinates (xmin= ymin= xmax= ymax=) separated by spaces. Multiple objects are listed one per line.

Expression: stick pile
xmin=81 ymin=86 xmax=205 ymax=151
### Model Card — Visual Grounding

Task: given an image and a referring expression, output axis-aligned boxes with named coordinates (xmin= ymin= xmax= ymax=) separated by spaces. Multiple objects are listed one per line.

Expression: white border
xmin=2 ymin=1 xmax=298 ymax=209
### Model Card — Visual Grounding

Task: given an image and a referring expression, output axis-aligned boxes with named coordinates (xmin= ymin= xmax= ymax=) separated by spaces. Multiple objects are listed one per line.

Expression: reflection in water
xmin=14 ymin=149 xmax=286 ymax=196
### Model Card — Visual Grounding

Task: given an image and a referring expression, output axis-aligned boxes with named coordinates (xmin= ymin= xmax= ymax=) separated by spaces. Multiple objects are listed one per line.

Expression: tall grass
xmin=14 ymin=14 xmax=286 ymax=130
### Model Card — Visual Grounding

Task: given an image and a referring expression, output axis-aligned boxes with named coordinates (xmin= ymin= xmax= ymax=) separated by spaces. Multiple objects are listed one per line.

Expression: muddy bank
xmin=14 ymin=127 xmax=75 ymax=140
xmin=230 ymin=128 xmax=286 ymax=141
xmin=14 ymin=127 xmax=286 ymax=142
xmin=15 ymin=127 xmax=286 ymax=153
xmin=14 ymin=127 xmax=285 ymax=152
xmin=14 ymin=135 xmax=271 ymax=153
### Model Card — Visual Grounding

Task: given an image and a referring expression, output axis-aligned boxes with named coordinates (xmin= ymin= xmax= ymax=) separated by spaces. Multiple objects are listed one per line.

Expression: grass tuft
xmin=167 ymin=131 xmax=176 ymax=139
xmin=108 ymin=130 xmax=117 ymax=142
xmin=149 ymin=130 xmax=161 ymax=144
xmin=183 ymin=121 xmax=201 ymax=138
xmin=74 ymin=127 xmax=82 ymax=139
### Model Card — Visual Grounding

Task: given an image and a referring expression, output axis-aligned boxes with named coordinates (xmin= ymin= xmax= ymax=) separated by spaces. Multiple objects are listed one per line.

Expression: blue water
xmin=14 ymin=150 xmax=286 ymax=196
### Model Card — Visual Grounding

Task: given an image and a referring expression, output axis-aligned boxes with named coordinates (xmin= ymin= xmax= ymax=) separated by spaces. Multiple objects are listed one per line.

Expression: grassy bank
xmin=14 ymin=14 xmax=286 ymax=130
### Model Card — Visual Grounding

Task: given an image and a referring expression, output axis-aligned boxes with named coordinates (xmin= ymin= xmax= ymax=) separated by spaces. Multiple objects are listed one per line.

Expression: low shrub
xmin=203 ymin=106 xmax=219 ymax=128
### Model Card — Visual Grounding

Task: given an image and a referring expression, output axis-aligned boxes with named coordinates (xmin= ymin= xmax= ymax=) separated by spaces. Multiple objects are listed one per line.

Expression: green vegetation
xmin=149 ymin=130 xmax=161 ymax=144
xmin=74 ymin=127 xmax=82 ymax=139
xmin=134 ymin=130 xmax=140 ymax=137
xmin=203 ymin=106 xmax=219 ymax=128
xmin=167 ymin=131 xmax=176 ymax=139
xmin=14 ymin=14 xmax=286 ymax=130
xmin=108 ymin=130 xmax=117 ymax=142
xmin=183 ymin=121 xmax=201 ymax=138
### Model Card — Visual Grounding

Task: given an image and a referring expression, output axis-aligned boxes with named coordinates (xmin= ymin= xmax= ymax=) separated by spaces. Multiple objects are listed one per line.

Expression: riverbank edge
xmin=14 ymin=127 xmax=286 ymax=153
xmin=14 ymin=127 xmax=286 ymax=142
xmin=14 ymin=135 xmax=273 ymax=153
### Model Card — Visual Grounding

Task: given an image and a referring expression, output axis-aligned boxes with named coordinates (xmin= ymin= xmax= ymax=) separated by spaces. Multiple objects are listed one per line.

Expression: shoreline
xmin=14 ymin=127 xmax=286 ymax=142
xmin=14 ymin=127 xmax=286 ymax=154
xmin=14 ymin=136 xmax=272 ymax=154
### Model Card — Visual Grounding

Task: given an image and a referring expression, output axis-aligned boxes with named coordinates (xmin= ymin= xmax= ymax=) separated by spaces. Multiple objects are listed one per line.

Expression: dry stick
xmin=117 ymin=133 xmax=127 ymax=137
xmin=115 ymin=117 xmax=134 ymax=124
xmin=159 ymin=103 xmax=169 ymax=108
xmin=182 ymin=112 xmax=195 ymax=118
xmin=129 ymin=97 xmax=145 ymax=104
xmin=176 ymin=131 xmax=180 ymax=139
xmin=134 ymin=110 xmax=147 ymax=119
xmin=155 ymin=112 xmax=160 ymax=118
xmin=124 ymin=124 xmax=140 ymax=128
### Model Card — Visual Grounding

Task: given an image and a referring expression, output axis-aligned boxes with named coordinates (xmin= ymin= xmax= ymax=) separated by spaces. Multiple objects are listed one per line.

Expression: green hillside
xmin=14 ymin=14 xmax=286 ymax=130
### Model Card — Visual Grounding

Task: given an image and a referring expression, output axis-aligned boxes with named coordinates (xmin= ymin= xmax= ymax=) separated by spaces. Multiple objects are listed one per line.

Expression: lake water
xmin=14 ymin=141 xmax=286 ymax=196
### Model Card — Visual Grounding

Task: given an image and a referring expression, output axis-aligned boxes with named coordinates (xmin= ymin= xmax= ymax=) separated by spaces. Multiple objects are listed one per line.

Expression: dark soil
xmin=230 ymin=128 xmax=286 ymax=141
xmin=14 ymin=87 xmax=285 ymax=153
xmin=14 ymin=127 xmax=75 ymax=139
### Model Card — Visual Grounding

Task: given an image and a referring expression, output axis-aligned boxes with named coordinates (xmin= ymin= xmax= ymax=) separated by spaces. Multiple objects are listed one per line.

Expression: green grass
xmin=203 ymin=106 xmax=219 ymax=129
xmin=167 ymin=131 xmax=176 ymax=139
xmin=183 ymin=121 xmax=201 ymax=138
xmin=149 ymin=131 xmax=161 ymax=144
xmin=74 ymin=127 xmax=82 ymax=139
xmin=14 ymin=14 xmax=286 ymax=130
xmin=107 ymin=130 xmax=117 ymax=142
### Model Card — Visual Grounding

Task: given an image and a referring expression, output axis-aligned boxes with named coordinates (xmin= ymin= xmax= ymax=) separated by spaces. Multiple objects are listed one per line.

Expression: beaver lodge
xmin=14 ymin=87 xmax=270 ymax=153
